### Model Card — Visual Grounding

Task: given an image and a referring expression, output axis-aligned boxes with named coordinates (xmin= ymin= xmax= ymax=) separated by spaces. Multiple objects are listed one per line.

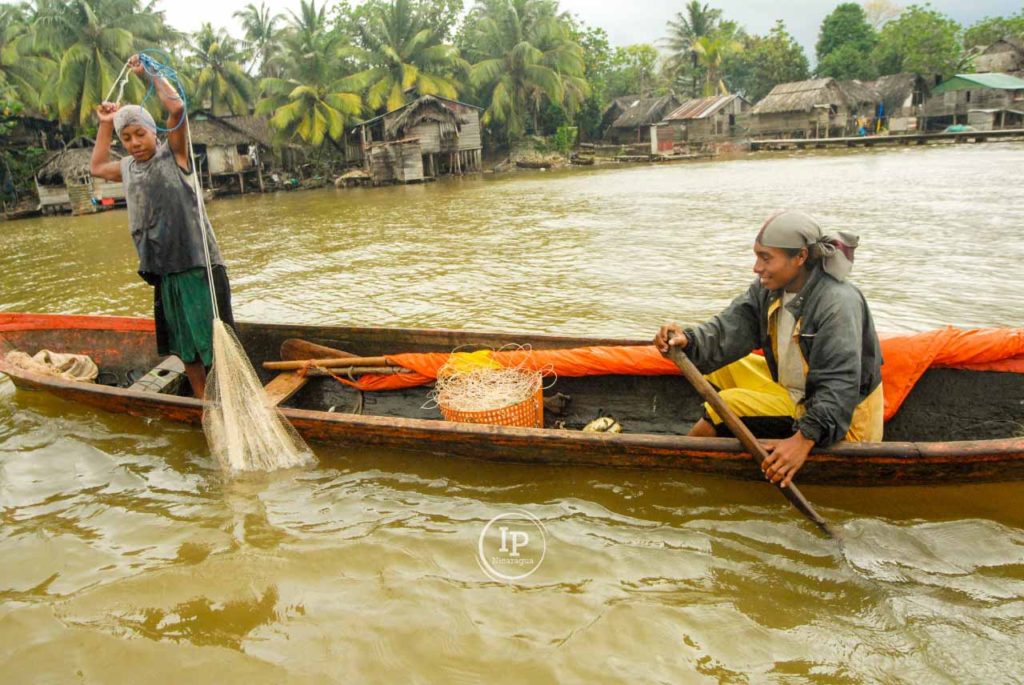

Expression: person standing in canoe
xmin=654 ymin=210 xmax=883 ymax=487
xmin=90 ymin=54 xmax=233 ymax=398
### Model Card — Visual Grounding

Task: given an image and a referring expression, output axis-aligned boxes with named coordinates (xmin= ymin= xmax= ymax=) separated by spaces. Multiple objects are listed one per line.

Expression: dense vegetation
xmin=2 ymin=0 xmax=1022 ymax=198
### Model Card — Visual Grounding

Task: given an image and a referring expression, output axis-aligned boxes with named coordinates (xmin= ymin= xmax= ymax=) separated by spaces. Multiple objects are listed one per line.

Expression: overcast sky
xmin=69 ymin=0 xmax=1024 ymax=56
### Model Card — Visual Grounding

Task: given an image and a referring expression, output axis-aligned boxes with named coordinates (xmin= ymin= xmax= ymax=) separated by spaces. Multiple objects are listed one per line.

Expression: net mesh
xmin=202 ymin=321 xmax=313 ymax=472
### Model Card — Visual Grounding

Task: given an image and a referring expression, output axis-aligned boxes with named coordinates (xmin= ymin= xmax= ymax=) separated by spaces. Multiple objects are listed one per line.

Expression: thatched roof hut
xmin=972 ymin=37 xmax=1024 ymax=73
xmin=750 ymin=78 xmax=849 ymax=115
xmin=35 ymin=137 xmax=124 ymax=215
xmin=384 ymin=95 xmax=467 ymax=140
xmin=836 ymin=80 xmax=882 ymax=110
xmin=607 ymin=95 xmax=681 ymax=142
xmin=187 ymin=112 xmax=272 ymax=148
xmin=611 ymin=95 xmax=681 ymax=129
xmin=36 ymin=138 xmax=121 ymax=186
xmin=349 ymin=95 xmax=483 ymax=178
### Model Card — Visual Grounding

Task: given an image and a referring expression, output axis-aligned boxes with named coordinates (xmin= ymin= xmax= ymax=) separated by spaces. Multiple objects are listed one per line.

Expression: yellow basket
xmin=439 ymin=386 xmax=544 ymax=428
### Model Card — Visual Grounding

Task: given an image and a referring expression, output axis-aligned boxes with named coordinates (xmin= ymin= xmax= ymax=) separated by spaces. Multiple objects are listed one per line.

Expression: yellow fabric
xmin=845 ymin=382 xmax=884 ymax=442
xmin=703 ymin=353 xmax=884 ymax=443
xmin=439 ymin=350 xmax=501 ymax=376
xmin=704 ymin=354 xmax=798 ymax=425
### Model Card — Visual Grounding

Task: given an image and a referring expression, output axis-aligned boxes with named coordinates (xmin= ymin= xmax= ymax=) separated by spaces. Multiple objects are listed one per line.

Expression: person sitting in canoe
xmin=90 ymin=54 xmax=233 ymax=398
xmin=654 ymin=210 xmax=883 ymax=487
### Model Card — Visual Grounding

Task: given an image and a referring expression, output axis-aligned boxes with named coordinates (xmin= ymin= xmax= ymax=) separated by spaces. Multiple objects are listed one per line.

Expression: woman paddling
xmin=654 ymin=210 xmax=883 ymax=487
xmin=90 ymin=55 xmax=233 ymax=398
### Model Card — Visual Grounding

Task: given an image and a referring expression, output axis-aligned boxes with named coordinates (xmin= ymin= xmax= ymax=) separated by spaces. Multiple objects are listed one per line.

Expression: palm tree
xmin=30 ymin=0 xmax=173 ymax=127
xmin=188 ymin=24 xmax=254 ymax=115
xmin=692 ymin=34 xmax=741 ymax=95
xmin=255 ymin=0 xmax=361 ymax=146
xmin=233 ymin=2 xmax=282 ymax=78
xmin=0 ymin=4 xmax=55 ymax=115
xmin=463 ymin=0 xmax=588 ymax=138
xmin=338 ymin=0 xmax=464 ymax=114
xmin=665 ymin=1 xmax=722 ymax=96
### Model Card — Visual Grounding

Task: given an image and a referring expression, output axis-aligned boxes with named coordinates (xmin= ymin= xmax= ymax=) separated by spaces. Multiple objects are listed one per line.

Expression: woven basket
xmin=439 ymin=385 xmax=544 ymax=428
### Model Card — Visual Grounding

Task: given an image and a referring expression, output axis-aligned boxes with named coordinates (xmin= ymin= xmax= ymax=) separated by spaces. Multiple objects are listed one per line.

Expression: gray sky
xmin=150 ymin=0 xmax=1020 ymax=56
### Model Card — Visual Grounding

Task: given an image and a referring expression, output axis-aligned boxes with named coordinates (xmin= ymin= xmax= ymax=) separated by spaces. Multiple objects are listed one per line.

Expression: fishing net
xmin=431 ymin=349 xmax=547 ymax=428
xmin=202 ymin=320 xmax=313 ymax=472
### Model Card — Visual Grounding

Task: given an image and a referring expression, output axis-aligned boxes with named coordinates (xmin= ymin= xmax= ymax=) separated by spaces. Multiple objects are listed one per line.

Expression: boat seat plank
xmin=264 ymin=372 xmax=309 ymax=407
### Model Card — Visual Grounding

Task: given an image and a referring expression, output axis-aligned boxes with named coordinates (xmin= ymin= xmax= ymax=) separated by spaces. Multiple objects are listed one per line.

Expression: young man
xmin=90 ymin=54 xmax=233 ymax=398
xmin=654 ymin=210 xmax=883 ymax=487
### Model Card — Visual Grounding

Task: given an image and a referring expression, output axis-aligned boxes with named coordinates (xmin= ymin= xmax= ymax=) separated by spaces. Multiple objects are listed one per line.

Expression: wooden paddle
xmin=666 ymin=344 xmax=836 ymax=539
xmin=263 ymin=339 xmax=357 ymax=407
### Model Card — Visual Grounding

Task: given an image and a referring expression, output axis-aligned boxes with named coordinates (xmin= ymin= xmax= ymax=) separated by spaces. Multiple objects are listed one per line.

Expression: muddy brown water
xmin=2 ymin=144 xmax=1023 ymax=682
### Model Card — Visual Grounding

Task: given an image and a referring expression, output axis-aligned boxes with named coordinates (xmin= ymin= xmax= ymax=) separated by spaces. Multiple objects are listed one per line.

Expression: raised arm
xmin=90 ymin=103 xmax=123 ymax=182
xmin=129 ymin=54 xmax=188 ymax=169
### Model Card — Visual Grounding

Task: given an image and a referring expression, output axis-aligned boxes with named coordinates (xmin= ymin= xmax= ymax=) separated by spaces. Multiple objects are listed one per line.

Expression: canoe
xmin=1 ymin=312 xmax=1023 ymax=486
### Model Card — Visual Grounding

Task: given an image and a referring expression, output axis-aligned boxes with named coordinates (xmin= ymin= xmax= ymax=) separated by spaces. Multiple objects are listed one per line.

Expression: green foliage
xmin=31 ymin=0 xmax=177 ymax=127
xmin=552 ymin=124 xmax=576 ymax=155
xmin=963 ymin=12 xmax=1024 ymax=49
xmin=874 ymin=5 xmax=964 ymax=78
xmin=186 ymin=24 xmax=254 ymax=115
xmin=569 ymin=21 xmax=611 ymax=141
xmin=606 ymin=44 xmax=663 ymax=99
xmin=724 ymin=20 xmax=809 ymax=103
xmin=233 ymin=2 xmax=284 ymax=78
xmin=815 ymin=3 xmax=878 ymax=80
xmin=664 ymin=1 xmax=724 ymax=98
xmin=460 ymin=0 xmax=588 ymax=141
xmin=256 ymin=0 xmax=362 ymax=146
xmin=336 ymin=0 xmax=465 ymax=114
xmin=0 ymin=4 xmax=56 ymax=116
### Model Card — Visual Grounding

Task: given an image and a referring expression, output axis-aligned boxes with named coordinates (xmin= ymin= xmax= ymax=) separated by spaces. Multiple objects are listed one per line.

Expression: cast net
xmin=202 ymin=321 xmax=313 ymax=472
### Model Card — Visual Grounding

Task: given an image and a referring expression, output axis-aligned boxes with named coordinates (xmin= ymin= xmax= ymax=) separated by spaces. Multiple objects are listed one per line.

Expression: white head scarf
xmin=756 ymin=210 xmax=859 ymax=281
xmin=113 ymin=105 xmax=157 ymax=137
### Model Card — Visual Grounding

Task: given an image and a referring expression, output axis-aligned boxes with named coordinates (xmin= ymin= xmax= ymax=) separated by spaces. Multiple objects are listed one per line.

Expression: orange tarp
xmin=329 ymin=327 xmax=1024 ymax=422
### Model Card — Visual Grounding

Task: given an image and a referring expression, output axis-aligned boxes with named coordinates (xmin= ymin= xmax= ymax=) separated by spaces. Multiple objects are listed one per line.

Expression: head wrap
xmin=756 ymin=210 xmax=859 ymax=281
xmin=113 ymin=105 xmax=157 ymax=137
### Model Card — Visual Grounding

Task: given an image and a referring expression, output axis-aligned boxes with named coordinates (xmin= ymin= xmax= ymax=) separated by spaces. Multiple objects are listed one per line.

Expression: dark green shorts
xmin=154 ymin=266 xmax=233 ymax=366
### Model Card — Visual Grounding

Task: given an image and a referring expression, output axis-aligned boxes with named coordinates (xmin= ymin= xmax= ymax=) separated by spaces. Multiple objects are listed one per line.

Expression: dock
xmin=748 ymin=128 xmax=1024 ymax=151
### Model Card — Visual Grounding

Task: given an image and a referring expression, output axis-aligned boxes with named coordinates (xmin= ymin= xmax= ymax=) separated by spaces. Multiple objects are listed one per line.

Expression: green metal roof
xmin=933 ymin=73 xmax=1024 ymax=93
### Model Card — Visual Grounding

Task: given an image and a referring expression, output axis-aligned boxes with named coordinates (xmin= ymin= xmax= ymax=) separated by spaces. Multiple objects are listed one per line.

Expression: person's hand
xmin=97 ymin=101 xmax=119 ymax=125
xmin=128 ymin=54 xmax=145 ymax=78
xmin=654 ymin=323 xmax=687 ymax=355
xmin=762 ymin=431 xmax=815 ymax=488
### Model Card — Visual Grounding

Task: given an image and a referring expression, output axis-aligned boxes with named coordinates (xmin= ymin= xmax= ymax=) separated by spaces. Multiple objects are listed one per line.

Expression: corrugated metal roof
xmin=933 ymin=73 xmax=1024 ymax=93
xmin=664 ymin=94 xmax=744 ymax=121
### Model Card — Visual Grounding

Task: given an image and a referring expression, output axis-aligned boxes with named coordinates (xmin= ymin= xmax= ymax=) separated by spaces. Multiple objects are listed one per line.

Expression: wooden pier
xmin=749 ymin=128 xmax=1024 ymax=151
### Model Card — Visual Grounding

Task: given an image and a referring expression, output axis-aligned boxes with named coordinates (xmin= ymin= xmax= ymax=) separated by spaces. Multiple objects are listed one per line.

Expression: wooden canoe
xmin=1 ymin=312 xmax=1023 ymax=486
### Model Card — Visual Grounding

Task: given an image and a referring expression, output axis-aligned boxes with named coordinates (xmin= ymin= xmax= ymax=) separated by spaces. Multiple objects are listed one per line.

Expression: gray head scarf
xmin=756 ymin=210 xmax=859 ymax=281
xmin=113 ymin=105 xmax=157 ymax=137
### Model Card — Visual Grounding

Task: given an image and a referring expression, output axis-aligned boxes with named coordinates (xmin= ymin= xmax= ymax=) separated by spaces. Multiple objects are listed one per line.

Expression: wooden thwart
xmin=264 ymin=339 xmax=356 ymax=407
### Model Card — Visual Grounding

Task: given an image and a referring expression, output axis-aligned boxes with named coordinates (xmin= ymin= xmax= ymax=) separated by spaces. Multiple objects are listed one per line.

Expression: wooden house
xmin=653 ymin=94 xmax=751 ymax=151
xmin=349 ymin=95 xmax=483 ymax=182
xmin=34 ymin=137 xmax=124 ymax=216
xmin=605 ymin=95 xmax=681 ymax=144
xmin=922 ymin=73 xmax=1024 ymax=131
xmin=186 ymin=111 xmax=273 ymax=194
xmin=599 ymin=96 xmax=639 ymax=137
xmin=971 ymin=37 xmax=1024 ymax=74
xmin=748 ymin=78 xmax=878 ymax=138
xmin=867 ymin=73 xmax=932 ymax=132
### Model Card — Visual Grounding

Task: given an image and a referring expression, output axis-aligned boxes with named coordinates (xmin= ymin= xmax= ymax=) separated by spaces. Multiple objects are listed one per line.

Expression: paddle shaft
xmin=266 ymin=356 xmax=390 ymax=370
xmin=667 ymin=345 xmax=835 ymax=538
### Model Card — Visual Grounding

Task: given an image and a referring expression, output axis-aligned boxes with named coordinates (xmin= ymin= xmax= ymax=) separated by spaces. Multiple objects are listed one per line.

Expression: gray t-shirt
xmin=120 ymin=141 xmax=224 ymax=279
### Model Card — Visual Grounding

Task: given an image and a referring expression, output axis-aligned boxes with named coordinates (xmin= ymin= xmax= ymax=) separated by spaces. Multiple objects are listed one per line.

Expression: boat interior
xmin=3 ymin=320 xmax=1023 ymax=444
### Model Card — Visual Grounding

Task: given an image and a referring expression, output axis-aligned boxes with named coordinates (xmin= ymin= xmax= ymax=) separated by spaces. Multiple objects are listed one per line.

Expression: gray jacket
xmin=683 ymin=266 xmax=883 ymax=446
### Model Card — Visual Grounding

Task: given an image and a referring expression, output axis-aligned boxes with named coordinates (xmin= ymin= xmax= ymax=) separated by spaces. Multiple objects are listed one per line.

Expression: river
xmin=1 ymin=144 xmax=1023 ymax=683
